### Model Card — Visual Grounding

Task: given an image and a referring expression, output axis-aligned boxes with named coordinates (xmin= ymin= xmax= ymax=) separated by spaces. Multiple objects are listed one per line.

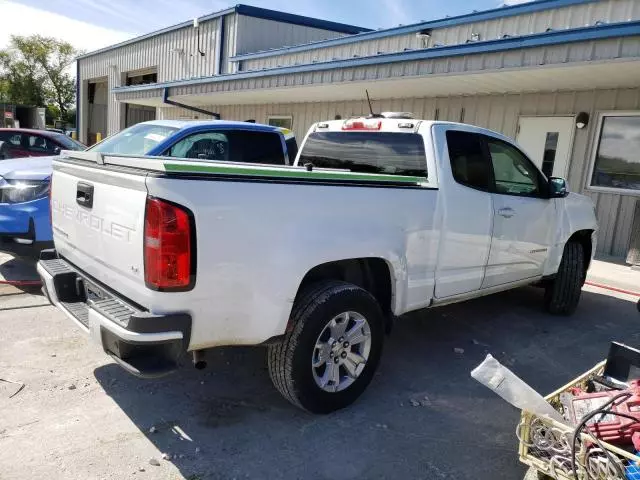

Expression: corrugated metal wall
xmin=234 ymin=15 xmax=348 ymax=56
xmin=239 ymin=0 xmax=640 ymax=71
xmin=222 ymin=13 xmax=238 ymax=75
xmin=158 ymin=36 xmax=640 ymax=100
xmin=78 ymin=15 xmax=225 ymax=138
xmin=78 ymin=11 xmax=358 ymax=138
xmin=158 ymin=87 xmax=639 ymax=257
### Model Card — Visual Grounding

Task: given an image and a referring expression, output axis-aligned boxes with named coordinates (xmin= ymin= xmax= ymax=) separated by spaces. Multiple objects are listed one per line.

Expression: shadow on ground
xmin=0 ymin=256 xmax=42 ymax=295
xmin=94 ymin=287 xmax=639 ymax=480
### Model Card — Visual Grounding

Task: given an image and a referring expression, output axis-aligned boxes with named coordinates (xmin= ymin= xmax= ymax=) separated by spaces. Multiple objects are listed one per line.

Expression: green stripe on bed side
xmin=163 ymin=162 xmax=426 ymax=184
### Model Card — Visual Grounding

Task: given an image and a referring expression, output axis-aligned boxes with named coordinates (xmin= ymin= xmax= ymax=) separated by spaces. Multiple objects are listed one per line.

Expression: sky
xmin=0 ymin=0 xmax=532 ymax=53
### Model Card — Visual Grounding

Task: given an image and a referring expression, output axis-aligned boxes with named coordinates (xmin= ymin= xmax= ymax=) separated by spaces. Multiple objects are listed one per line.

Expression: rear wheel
xmin=268 ymin=280 xmax=384 ymax=413
xmin=544 ymin=241 xmax=584 ymax=315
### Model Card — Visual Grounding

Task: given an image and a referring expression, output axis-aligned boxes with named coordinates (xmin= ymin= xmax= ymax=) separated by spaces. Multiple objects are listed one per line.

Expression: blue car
xmin=0 ymin=156 xmax=57 ymax=257
xmin=0 ymin=120 xmax=297 ymax=257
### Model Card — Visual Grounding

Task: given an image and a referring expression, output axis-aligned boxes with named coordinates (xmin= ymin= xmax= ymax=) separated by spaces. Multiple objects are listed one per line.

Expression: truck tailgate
xmin=51 ymin=159 xmax=149 ymax=306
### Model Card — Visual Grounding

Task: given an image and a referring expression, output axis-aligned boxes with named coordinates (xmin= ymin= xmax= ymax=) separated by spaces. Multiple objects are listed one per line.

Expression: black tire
xmin=544 ymin=241 xmax=584 ymax=315
xmin=268 ymin=280 xmax=384 ymax=413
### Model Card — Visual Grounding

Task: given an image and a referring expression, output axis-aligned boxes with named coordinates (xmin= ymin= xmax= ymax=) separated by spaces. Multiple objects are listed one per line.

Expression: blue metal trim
xmin=234 ymin=5 xmax=370 ymax=34
xmin=112 ymin=21 xmax=640 ymax=95
xmin=230 ymin=0 xmax=598 ymax=62
xmin=76 ymin=4 xmax=369 ymax=61
xmin=218 ymin=15 xmax=226 ymax=75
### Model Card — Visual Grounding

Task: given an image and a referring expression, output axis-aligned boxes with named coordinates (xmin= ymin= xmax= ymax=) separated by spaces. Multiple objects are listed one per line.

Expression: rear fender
xmin=277 ymin=226 xmax=407 ymax=334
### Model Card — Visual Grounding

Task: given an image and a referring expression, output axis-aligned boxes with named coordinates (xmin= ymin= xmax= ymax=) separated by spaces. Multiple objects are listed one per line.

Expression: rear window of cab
xmin=298 ymin=131 xmax=427 ymax=178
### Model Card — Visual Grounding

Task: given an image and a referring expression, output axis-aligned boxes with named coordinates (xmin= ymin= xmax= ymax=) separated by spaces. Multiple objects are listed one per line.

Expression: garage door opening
xmin=125 ymin=104 xmax=156 ymax=128
xmin=87 ymin=79 xmax=107 ymax=145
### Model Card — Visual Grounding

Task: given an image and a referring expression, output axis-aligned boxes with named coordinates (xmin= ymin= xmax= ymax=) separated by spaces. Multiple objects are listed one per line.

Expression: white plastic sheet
xmin=471 ymin=354 xmax=567 ymax=424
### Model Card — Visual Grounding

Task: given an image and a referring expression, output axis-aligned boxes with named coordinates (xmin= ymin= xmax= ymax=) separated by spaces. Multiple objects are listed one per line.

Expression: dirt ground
xmin=1 ymin=253 xmax=639 ymax=480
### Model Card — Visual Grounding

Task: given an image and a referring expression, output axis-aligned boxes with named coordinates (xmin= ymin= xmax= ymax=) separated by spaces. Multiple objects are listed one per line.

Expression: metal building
xmin=77 ymin=0 xmax=640 ymax=261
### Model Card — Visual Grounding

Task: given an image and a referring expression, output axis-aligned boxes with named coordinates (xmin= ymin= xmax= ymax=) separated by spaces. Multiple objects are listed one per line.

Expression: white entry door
xmin=516 ymin=116 xmax=575 ymax=178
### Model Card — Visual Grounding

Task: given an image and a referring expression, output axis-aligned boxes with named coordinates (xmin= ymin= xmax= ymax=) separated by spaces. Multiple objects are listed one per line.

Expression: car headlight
xmin=0 ymin=178 xmax=50 ymax=204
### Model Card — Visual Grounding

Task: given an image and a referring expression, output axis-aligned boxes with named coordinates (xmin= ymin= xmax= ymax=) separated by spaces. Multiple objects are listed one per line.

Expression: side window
xmin=446 ymin=130 xmax=491 ymax=191
xmin=167 ymin=132 xmax=229 ymax=161
xmin=167 ymin=130 xmax=285 ymax=165
xmin=0 ymin=133 xmax=22 ymax=146
xmin=486 ymin=138 xmax=542 ymax=197
xmin=28 ymin=135 xmax=57 ymax=153
xmin=233 ymin=131 xmax=285 ymax=165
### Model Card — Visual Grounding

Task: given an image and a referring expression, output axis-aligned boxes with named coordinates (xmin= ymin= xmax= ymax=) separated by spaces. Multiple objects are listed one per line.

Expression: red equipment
xmin=568 ymin=380 xmax=640 ymax=449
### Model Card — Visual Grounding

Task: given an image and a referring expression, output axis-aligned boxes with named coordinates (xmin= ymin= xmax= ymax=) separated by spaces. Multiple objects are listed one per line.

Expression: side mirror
xmin=549 ymin=177 xmax=568 ymax=198
xmin=53 ymin=146 xmax=61 ymax=155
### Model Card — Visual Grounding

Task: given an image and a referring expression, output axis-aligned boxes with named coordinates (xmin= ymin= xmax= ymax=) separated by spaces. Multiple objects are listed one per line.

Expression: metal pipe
xmin=162 ymin=88 xmax=220 ymax=119
xmin=192 ymin=350 xmax=207 ymax=370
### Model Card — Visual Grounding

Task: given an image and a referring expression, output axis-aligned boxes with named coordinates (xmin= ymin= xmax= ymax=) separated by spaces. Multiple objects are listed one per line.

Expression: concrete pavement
xmin=587 ymin=256 xmax=640 ymax=296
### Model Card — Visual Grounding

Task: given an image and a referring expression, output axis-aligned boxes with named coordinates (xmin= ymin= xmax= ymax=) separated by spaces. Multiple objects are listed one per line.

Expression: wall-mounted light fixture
xmin=576 ymin=112 xmax=590 ymax=129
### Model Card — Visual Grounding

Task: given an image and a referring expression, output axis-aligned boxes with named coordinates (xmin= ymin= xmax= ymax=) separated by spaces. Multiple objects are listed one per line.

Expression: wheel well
xmin=295 ymin=258 xmax=393 ymax=330
xmin=568 ymin=229 xmax=594 ymax=278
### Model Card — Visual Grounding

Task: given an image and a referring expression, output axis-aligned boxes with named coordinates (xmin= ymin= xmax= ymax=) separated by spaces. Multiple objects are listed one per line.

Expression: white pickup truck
xmin=38 ymin=116 xmax=597 ymax=413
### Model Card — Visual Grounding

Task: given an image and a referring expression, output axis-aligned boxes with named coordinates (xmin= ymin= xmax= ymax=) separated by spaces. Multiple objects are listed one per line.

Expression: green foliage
xmin=0 ymin=35 xmax=81 ymax=121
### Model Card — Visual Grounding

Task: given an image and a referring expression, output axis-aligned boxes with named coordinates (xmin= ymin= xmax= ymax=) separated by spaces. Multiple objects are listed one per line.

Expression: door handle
xmin=76 ymin=182 xmax=94 ymax=209
xmin=498 ymin=207 xmax=515 ymax=218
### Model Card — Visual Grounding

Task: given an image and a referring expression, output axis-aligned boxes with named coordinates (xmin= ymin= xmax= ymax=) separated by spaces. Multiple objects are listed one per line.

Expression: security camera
xmin=193 ymin=18 xmax=199 ymax=29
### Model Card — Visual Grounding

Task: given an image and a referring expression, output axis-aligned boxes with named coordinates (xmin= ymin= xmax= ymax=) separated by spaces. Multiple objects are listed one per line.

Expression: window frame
xmin=267 ymin=115 xmax=293 ymax=130
xmin=483 ymin=134 xmax=550 ymax=199
xmin=586 ymin=110 xmax=640 ymax=197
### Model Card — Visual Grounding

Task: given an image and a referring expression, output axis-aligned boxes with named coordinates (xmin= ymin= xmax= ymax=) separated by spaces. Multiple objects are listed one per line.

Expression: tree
xmin=0 ymin=35 xmax=80 ymax=120
xmin=0 ymin=45 xmax=47 ymax=107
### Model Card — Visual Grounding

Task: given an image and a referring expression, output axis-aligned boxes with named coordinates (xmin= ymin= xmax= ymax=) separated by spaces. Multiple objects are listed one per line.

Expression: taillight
xmin=342 ymin=118 xmax=382 ymax=130
xmin=144 ymin=197 xmax=193 ymax=290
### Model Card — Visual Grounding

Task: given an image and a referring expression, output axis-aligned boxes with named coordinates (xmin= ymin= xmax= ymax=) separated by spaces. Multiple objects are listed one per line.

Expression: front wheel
xmin=544 ymin=241 xmax=584 ymax=315
xmin=268 ymin=280 xmax=384 ymax=413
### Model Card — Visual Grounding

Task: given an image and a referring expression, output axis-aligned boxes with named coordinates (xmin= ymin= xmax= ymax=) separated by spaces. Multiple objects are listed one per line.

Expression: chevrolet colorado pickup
xmin=38 ymin=116 xmax=597 ymax=413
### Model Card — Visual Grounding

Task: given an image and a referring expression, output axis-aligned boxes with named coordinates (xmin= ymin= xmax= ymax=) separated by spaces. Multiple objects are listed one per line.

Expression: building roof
xmin=113 ymin=20 xmax=640 ymax=94
xmin=230 ymin=0 xmax=598 ymax=62
xmin=76 ymin=4 xmax=371 ymax=61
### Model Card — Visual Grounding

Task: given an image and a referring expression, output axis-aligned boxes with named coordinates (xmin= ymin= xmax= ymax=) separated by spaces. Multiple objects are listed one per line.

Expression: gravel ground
xmin=1 ymin=253 xmax=639 ymax=480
